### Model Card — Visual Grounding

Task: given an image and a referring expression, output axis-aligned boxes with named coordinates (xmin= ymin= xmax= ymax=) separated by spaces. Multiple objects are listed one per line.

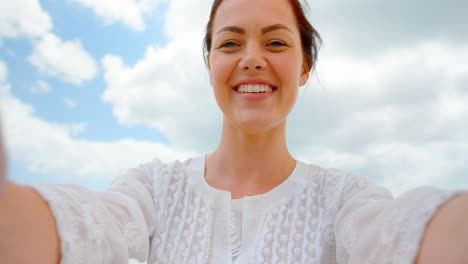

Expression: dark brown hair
xmin=202 ymin=0 xmax=322 ymax=72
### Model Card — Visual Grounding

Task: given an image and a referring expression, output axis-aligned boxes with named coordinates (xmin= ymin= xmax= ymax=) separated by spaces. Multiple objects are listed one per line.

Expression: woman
xmin=1 ymin=0 xmax=467 ymax=263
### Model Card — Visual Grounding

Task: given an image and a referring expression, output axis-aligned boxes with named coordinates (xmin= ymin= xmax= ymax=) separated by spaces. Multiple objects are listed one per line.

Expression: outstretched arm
xmin=0 ymin=181 xmax=61 ymax=264
xmin=335 ymin=172 xmax=466 ymax=264
xmin=415 ymin=193 xmax=468 ymax=264
xmin=0 ymin=127 xmax=61 ymax=263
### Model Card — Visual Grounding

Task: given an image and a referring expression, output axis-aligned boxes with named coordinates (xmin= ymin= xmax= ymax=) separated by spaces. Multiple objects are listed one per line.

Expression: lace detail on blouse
xmin=255 ymin=181 xmax=322 ymax=263
xmin=149 ymin=160 xmax=213 ymax=264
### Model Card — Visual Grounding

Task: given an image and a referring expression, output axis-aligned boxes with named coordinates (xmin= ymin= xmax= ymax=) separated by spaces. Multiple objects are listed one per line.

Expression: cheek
xmin=209 ymin=55 xmax=233 ymax=109
xmin=209 ymin=66 xmax=227 ymax=100
xmin=209 ymin=54 xmax=234 ymax=84
xmin=272 ymin=54 xmax=304 ymax=85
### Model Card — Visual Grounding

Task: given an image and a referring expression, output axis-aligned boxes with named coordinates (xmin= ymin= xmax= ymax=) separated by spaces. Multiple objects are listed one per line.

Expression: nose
xmin=239 ymin=44 xmax=267 ymax=72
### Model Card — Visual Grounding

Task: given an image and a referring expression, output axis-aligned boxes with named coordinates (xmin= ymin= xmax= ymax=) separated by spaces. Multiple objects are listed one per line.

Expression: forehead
xmin=212 ymin=0 xmax=297 ymax=33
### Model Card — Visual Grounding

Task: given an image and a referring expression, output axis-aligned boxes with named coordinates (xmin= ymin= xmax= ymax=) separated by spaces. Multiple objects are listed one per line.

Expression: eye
xmin=268 ymin=40 xmax=287 ymax=47
xmin=220 ymin=41 xmax=239 ymax=48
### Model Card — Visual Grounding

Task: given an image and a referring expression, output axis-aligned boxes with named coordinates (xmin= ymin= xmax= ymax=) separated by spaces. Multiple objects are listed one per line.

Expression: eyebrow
xmin=216 ymin=24 xmax=292 ymax=35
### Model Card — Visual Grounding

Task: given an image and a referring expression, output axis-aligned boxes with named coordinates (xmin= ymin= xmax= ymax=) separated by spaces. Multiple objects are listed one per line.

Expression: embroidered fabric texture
xmin=230 ymin=198 xmax=243 ymax=262
xmin=29 ymin=156 xmax=463 ymax=264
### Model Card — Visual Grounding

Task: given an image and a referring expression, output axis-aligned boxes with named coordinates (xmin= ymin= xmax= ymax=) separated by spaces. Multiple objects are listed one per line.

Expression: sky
xmin=1 ymin=0 xmax=467 ymax=200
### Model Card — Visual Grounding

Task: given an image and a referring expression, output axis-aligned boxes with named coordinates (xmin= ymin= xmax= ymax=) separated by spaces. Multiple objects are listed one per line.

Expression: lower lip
xmin=234 ymin=90 xmax=275 ymax=101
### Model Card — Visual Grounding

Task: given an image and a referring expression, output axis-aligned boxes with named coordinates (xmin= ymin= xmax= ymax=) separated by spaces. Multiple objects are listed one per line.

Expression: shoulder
xmin=127 ymin=156 xmax=198 ymax=176
xmin=110 ymin=156 xmax=200 ymax=189
xmin=296 ymin=160 xmax=356 ymax=192
xmin=295 ymin=160 xmax=392 ymax=207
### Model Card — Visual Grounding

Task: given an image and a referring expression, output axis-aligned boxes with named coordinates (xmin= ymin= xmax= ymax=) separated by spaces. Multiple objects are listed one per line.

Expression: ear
xmin=206 ymin=54 xmax=211 ymax=71
xmin=299 ymin=64 xmax=310 ymax=87
xmin=206 ymin=57 xmax=213 ymax=84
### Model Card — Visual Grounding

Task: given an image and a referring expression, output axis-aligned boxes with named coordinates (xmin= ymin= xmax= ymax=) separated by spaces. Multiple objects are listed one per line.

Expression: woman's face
xmin=208 ymin=0 xmax=308 ymax=133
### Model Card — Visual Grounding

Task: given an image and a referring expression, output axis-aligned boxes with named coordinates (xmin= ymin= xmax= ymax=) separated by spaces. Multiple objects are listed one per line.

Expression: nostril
xmin=240 ymin=64 xmax=265 ymax=71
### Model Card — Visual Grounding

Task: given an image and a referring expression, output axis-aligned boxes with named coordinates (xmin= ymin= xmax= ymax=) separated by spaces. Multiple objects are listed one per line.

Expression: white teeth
xmin=238 ymin=84 xmax=273 ymax=93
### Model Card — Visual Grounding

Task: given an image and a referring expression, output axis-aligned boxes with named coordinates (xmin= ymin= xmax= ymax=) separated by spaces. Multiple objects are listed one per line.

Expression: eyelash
xmin=220 ymin=41 xmax=239 ymax=48
xmin=268 ymin=40 xmax=287 ymax=47
xmin=219 ymin=40 xmax=287 ymax=49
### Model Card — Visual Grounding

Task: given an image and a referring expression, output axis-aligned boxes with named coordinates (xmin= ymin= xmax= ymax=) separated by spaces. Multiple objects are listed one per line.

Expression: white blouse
xmin=29 ymin=155 xmax=462 ymax=264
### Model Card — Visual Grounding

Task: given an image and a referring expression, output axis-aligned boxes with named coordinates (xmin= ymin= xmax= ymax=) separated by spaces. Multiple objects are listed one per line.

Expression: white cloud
xmin=98 ymin=1 xmax=220 ymax=151
xmin=288 ymin=41 xmax=468 ymax=194
xmin=70 ymin=0 xmax=165 ymax=31
xmin=0 ymin=0 xmax=98 ymax=86
xmin=163 ymin=0 xmax=211 ymax=39
xmin=307 ymin=0 xmax=468 ymax=56
xmin=102 ymin=32 xmax=221 ymax=151
xmin=30 ymin=80 xmax=50 ymax=94
xmin=0 ymin=85 xmax=193 ymax=181
xmin=0 ymin=0 xmax=52 ymax=39
xmin=28 ymin=33 xmax=98 ymax=85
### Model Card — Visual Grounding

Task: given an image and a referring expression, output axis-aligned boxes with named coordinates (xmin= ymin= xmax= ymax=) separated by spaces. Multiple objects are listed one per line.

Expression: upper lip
xmin=232 ymin=79 xmax=277 ymax=90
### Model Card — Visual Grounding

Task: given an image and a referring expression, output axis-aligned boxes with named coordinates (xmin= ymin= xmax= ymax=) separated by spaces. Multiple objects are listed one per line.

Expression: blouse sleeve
xmin=27 ymin=160 xmax=160 ymax=264
xmin=334 ymin=173 xmax=463 ymax=264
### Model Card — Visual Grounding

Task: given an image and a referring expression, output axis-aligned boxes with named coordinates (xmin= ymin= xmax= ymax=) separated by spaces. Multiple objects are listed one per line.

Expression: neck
xmin=205 ymin=118 xmax=296 ymax=198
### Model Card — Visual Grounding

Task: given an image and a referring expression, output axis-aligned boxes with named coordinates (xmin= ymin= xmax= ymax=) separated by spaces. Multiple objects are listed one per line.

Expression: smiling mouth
xmin=234 ymin=84 xmax=277 ymax=93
